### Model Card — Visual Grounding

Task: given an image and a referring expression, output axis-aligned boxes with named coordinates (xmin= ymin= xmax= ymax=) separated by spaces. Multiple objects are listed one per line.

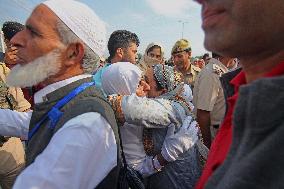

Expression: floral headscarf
xmin=153 ymin=64 xmax=182 ymax=92
xmin=153 ymin=64 xmax=194 ymax=111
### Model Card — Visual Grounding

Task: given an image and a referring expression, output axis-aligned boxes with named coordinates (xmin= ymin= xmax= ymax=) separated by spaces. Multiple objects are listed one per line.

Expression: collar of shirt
xmin=210 ymin=58 xmax=229 ymax=74
xmin=183 ymin=64 xmax=198 ymax=76
xmin=264 ymin=60 xmax=284 ymax=77
xmin=230 ymin=71 xmax=246 ymax=93
xmin=190 ymin=64 xmax=201 ymax=73
xmin=34 ymin=74 xmax=92 ymax=104
xmin=230 ymin=60 xmax=284 ymax=93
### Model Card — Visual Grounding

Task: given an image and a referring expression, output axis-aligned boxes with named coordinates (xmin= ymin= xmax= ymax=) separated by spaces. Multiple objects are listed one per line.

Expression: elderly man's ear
xmin=64 ymin=43 xmax=85 ymax=66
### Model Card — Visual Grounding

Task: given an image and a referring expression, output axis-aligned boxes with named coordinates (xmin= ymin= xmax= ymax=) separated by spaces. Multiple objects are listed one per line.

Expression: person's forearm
xmin=197 ymin=109 xmax=211 ymax=148
xmin=0 ymin=109 xmax=31 ymax=139
xmin=139 ymin=153 xmax=169 ymax=177
xmin=122 ymin=95 xmax=179 ymax=128
xmin=108 ymin=94 xmax=180 ymax=128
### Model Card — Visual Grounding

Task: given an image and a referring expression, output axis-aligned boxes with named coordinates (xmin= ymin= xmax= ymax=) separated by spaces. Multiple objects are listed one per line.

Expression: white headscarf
xmin=138 ymin=42 xmax=165 ymax=73
xmin=43 ymin=0 xmax=106 ymax=57
xmin=102 ymin=62 xmax=142 ymax=95
xmin=142 ymin=42 xmax=164 ymax=67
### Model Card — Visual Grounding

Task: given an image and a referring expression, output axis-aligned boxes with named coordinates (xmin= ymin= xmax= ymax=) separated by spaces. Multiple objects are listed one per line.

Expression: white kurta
xmin=0 ymin=75 xmax=117 ymax=189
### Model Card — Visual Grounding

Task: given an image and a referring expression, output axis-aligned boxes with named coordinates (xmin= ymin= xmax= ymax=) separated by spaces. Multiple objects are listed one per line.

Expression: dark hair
xmin=146 ymin=45 xmax=161 ymax=55
xmin=202 ymin=53 xmax=210 ymax=60
xmin=2 ymin=21 xmax=24 ymax=41
xmin=212 ymin=52 xmax=221 ymax=59
xmin=107 ymin=30 xmax=140 ymax=59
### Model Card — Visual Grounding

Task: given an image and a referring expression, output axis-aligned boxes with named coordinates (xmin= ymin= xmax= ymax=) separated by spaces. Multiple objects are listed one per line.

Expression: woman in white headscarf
xmin=138 ymin=42 xmax=165 ymax=73
xmin=102 ymin=62 xmax=202 ymax=189
xmin=102 ymin=62 xmax=149 ymax=97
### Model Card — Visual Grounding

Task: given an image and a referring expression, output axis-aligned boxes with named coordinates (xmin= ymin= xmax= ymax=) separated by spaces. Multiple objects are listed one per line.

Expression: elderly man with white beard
xmin=0 ymin=0 xmax=121 ymax=188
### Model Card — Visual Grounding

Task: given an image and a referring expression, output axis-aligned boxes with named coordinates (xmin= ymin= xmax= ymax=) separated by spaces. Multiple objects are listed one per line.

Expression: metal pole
xmin=182 ymin=22 xmax=185 ymax=38
xmin=178 ymin=20 xmax=188 ymax=39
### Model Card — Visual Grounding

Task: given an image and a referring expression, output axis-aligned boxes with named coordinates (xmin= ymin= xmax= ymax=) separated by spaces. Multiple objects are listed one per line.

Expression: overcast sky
xmin=0 ymin=0 xmax=207 ymax=58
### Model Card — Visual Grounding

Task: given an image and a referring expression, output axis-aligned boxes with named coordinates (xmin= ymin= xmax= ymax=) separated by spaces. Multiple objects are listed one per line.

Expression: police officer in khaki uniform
xmin=0 ymin=62 xmax=30 ymax=189
xmin=193 ymin=53 xmax=234 ymax=148
xmin=171 ymin=39 xmax=201 ymax=87
xmin=0 ymin=21 xmax=30 ymax=189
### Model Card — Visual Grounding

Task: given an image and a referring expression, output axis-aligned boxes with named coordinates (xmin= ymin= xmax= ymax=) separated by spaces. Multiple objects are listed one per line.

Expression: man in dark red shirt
xmin=194 ymin=0 xmax=284 ymax=188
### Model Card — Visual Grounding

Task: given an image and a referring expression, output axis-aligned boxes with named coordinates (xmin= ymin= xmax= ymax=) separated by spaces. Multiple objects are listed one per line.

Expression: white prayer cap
xmin=42 ymin=0 xmax=106 ymax=57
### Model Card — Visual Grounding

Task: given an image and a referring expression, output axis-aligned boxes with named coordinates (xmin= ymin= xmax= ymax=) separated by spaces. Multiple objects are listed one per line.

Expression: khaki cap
xmin=171 ymin=39 xmax=191 ymax=55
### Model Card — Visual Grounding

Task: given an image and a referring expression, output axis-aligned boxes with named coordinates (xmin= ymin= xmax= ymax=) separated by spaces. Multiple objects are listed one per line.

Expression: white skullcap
xmin=42 ymin=0 xmax=106 ymax=57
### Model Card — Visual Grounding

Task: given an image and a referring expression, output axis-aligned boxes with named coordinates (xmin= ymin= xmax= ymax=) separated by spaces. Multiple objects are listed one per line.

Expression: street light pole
xmin=182 ymin=22 xmax=185 ymax=38
xmin=178 ymin=20 xmax=188 ymax=39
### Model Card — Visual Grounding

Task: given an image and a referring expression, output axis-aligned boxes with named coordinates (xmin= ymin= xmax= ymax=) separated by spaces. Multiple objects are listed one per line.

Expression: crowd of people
xmin=0 ymin=0 xmax=283 ymax=188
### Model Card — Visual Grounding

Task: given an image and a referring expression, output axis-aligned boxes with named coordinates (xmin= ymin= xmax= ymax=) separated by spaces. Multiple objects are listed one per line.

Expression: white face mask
xmin=7 ymin=49 xmax=62 ymax=88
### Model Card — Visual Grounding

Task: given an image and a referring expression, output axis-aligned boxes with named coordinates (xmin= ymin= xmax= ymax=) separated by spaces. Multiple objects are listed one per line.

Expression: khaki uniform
xmin=0 ymin=138 xmax=25 ymax=189
xmin=171 ymin=39 xmax=201 ymax=87
xmin=0 ymin=63 xmax=30 ymax=189
xmin=181 ymin=64 xmax=201 ymax=87
xmin=193 ymin=58 xmax=228 ymax=138
xmin=0 ymin=63 xmax=31 ymax=112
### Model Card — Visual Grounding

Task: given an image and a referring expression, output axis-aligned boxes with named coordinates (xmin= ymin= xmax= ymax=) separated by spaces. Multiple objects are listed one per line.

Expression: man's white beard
xmin=7 ymin=50 xmax=62 ymax=88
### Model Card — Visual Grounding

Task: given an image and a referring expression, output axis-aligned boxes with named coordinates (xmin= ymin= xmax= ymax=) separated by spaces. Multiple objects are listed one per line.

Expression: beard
xmin=7 ymin=49 xmax=62 ymax=88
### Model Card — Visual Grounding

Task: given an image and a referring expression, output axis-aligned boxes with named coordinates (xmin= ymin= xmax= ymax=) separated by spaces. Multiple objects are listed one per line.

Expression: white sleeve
xmin=13 ymin=112 xmax=117 ymax=189
xmin=122 ymin=94 xmax=180 ymax=128
xmin=0 ymin=109 xmax=32 ymax=139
